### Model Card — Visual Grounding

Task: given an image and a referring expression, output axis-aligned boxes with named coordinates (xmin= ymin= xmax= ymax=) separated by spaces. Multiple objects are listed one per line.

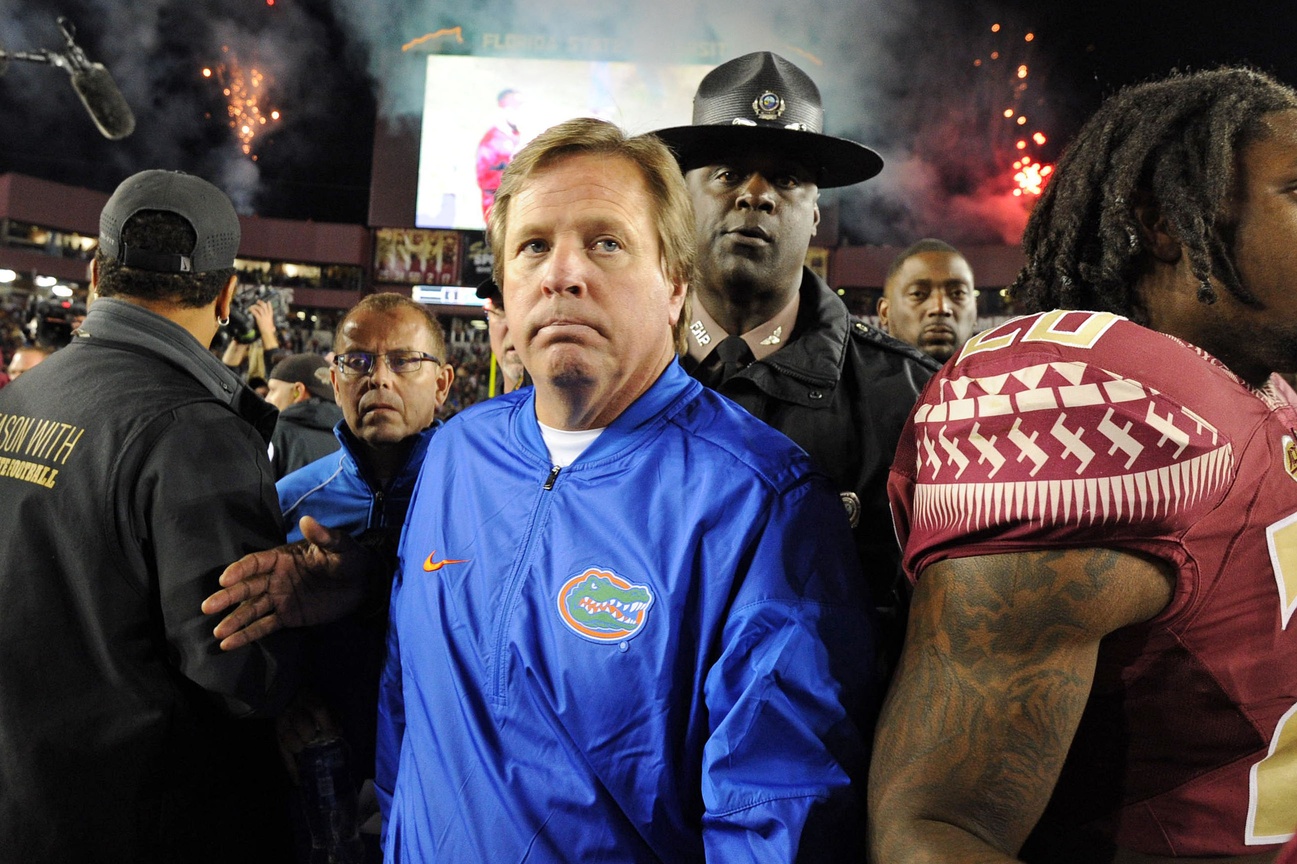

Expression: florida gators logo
xmin=556 ymin=567 xmax=654 ymax=643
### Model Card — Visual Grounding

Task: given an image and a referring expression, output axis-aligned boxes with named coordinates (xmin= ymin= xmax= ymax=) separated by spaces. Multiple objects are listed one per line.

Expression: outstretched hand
xmin=202 ymin=516 xmax=374 ymax=651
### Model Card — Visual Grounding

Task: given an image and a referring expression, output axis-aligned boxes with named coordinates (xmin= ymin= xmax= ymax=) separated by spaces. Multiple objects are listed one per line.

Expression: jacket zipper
xmin=490 ymin=464 xmax=561 ymax=703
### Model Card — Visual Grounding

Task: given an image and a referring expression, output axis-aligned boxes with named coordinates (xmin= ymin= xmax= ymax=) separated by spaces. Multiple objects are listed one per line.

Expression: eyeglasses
xmin=333 ymin=350 xmax=441 ymax=377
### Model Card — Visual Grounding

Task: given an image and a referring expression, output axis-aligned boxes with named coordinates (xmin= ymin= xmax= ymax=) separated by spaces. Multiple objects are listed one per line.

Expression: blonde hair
xmin=487 ymin=117 xmax=694 ymax=351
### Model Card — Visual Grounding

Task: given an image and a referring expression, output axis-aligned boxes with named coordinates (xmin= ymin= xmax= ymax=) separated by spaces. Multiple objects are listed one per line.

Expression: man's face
xmin=501 ymin=152 xmax=686 ymax=429
xmin=1191 ymin=109 xmax=1297 ymax=383
xmin=7 ymin=348 xmax=46 ymax=379
xmin=878 ymin=251 xmax=977 ymax=362
xmin=264 ymin=378 xmax=303 ymax=411
xmin=485 ymin=297 xmax=525 ymax=392
xmin=686 ymin=146 xmax=820 ymax=297
xmin=330 ymin=306 xmax=453 ymax=447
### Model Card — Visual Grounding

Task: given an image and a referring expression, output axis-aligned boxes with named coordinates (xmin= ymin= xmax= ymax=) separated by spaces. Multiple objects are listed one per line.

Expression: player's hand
xmin=202 ymin=516 xmax=372 ymax=650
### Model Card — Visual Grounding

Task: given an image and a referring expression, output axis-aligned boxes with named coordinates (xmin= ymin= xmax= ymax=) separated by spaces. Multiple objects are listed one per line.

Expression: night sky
xmin=2 ymin=0 xmax=1295 ymax=241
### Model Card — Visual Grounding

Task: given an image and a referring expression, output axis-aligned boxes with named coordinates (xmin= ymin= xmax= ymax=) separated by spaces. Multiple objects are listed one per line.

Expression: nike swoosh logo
xmin=423 ymin=551 xmax=470 ymax=572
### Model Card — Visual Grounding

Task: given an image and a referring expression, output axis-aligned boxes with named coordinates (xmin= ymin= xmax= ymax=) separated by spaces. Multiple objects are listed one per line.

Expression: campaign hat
xmin=653 ymin=51 xmax=883 ymax=188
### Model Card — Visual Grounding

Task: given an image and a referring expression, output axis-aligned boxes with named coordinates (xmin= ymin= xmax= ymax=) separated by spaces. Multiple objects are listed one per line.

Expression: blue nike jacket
xmin=377 ymin=360 xmax=877 ymax=862
xmin=277 ymin=422 xmax=438 ymax=542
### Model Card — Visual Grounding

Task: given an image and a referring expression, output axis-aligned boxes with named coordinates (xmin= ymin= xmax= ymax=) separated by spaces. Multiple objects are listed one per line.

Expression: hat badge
xmin=752 ymin=90 xmax=785 ymax=121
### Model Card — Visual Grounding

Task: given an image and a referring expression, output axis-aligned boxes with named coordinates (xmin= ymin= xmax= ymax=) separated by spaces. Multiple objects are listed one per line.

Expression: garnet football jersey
xmin=889 ymin=311 xmax=1297 ymax=857
xmin=1278 ymin=834 xmax=1297 ymax=864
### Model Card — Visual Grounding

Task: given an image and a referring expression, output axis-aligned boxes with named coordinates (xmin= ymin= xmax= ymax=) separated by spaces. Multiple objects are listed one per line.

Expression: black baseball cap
xmin=476 ymin=277 xmax=502 ymax=305
xmin=99 ymin=169 xmax=241 ymax=273
xmin=269 ymin=353 xmax=335 ymax=402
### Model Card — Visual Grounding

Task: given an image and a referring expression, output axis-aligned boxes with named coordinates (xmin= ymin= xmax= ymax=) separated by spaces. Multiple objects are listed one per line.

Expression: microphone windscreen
xmin=70 ymin=62 xmax=135 ymax=140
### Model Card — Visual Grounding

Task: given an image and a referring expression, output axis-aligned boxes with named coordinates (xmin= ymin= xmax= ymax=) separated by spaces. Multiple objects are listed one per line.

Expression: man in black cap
xmin=654 ymin=52 xmax=939 ymax=673
xmin=265 ymin=351 xmax=344 ymax=478
xmin=0 ymin=169 xmax=299 ymax=861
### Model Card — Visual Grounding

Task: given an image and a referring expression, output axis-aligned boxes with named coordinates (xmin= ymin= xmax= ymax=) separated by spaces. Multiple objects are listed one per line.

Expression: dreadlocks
xmin=1011 ymin=67 xmax=1297 ymax=323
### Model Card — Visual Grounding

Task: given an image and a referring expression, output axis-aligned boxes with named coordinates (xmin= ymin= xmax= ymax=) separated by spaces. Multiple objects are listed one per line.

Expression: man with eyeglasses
xmin=273 ymin=291 xmax=453 ymax=857
xmin=278 ymin=291 xmax=454 ymax=544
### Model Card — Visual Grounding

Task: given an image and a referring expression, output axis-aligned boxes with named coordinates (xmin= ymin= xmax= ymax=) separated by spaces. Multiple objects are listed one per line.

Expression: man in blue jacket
xmin=210 ymin=118 xmax=876 ymax=862
xmin=386 ymin=118 xmax=875 ymax=861
xmin=274 ymin=292 xmax=453 ymax=855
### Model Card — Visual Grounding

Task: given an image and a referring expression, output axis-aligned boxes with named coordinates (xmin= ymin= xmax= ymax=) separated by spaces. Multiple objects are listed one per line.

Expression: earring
xmin=218 ymin=315 xmax=230 ymax=326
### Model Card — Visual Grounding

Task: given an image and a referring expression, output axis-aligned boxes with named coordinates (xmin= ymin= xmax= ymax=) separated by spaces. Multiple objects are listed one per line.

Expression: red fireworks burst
xmin=978 ymin=23 xmax=1054 ymax=199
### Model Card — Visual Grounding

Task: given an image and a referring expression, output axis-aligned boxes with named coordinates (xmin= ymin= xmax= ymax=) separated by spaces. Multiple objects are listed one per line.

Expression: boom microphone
xmin=70 ymin=62 xmax=135 ymax=140
xmin=0 ymin=16 xmax=135 ymax=140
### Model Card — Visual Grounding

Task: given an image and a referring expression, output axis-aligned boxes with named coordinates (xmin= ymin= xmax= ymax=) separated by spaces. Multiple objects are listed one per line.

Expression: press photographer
xmin=218 ymin=284 xmax=291 ymax=347
xmin=220 ymin=285 xmax=290 ymax=380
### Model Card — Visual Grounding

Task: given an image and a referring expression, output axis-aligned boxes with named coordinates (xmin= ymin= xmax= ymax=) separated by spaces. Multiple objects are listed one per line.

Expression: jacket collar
xmin=75 ymin=297 xmax=278 ymax=441
xmin=511 ymin=359 xmax=702 ymax=468
xmin=278 ymin=399 xmax=342 ymax=430
xmin=684 ymin=288 xmax=801 ymax=364
xmin=757 ymin=267 xmax=851 ymax=388
xmin=334 ymin=420 xmax=440 ymax=493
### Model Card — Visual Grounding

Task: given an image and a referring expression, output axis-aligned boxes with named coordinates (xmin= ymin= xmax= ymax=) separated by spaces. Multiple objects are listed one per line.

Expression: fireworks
xmin=975 ymin=22 xmax=1054 ymax=199
xmin=202 ymin=46 xmax=281 ymax=161
xmin=1012 ymin=158 xmax=1053 ymax=197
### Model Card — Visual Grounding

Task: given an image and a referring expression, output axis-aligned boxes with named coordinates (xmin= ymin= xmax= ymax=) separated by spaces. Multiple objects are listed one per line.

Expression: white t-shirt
xmin=538 ymin=421 xmax=605 ymax=467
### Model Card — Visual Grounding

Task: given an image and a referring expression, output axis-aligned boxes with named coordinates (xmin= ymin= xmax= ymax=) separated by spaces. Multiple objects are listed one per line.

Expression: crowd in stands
xmin=1 ymin=290 xmax=507 ymax=420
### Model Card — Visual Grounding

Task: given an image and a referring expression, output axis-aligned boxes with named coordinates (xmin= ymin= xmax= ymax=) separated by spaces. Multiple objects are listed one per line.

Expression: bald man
xmin=6 ymin=345 xmax=51 ymax=380
xmin=877 ymin=239 xmax=977 ymax=363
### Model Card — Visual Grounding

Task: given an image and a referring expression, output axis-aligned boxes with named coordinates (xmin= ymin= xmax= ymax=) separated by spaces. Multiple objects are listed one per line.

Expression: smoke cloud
xmin=1 ymin=0 xmax=1057 ymax=241
xmin=331 ymin=0 xmax=1060 ymax=244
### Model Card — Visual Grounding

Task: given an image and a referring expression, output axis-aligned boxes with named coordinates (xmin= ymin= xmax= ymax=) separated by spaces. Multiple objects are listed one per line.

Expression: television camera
xmin=220 ymin=283 xmax=293 ymax=346
xmin=25 ymin=296 xmax=87 ymax=347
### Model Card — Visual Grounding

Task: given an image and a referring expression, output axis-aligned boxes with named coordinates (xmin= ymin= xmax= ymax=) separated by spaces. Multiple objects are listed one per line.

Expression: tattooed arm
xmin=867 ymin=547 xmax=1174 ymax=863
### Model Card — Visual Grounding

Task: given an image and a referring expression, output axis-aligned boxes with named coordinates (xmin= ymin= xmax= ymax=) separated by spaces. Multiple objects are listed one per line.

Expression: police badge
xmin=752 ymin=90 xmax=785 ymax=121
xmin=840 ymin=491 xmax=860 ymax=529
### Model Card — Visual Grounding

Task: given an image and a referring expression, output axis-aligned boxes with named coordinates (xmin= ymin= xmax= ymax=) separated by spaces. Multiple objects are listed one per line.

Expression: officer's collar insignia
xmin=690 ymin=319 xmax=712 ymax=348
